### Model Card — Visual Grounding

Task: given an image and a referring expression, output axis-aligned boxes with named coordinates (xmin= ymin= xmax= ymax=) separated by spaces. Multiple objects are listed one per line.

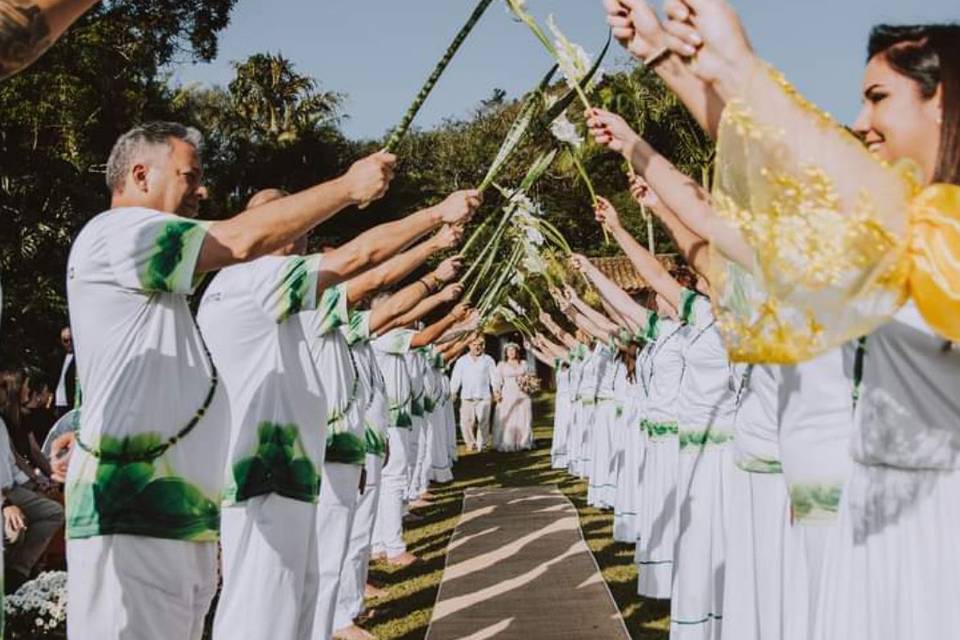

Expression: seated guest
xmin=0 ymin=376 xmax=64 ymax=594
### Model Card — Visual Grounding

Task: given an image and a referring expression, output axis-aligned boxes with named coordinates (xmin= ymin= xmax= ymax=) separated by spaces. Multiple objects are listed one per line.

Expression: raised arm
xmin=629 ymin=178 xmax=711 ymax=280
xmin=586 ymin=109 xmax=752 ymax=267
xmin=535 ymin=334 xmax=568 ymax=360
xmin=602 ymin=0 xmax=724 ymax=137
xmin=383 ymin=283 xmax=464 ymax=333
xmin=592 ymin=197 xmax=684 ymax=309
xmin=538 ymin=312 xmax=578 ymax=349
xmin=569 ymin=253 xmax=651 ymax=333
xmin=566 ymin=286 xmax=619 ymax=337
xmin=199 ymin=152 xmax=395 ymax=273
xmin=366 ymin=257 xmax=462 ymax=334
xmin=0 ymin=0 xmax=99 ymax=80
xmin=411 ymin=303 xmax=471 ymax=349
xmin=317 ymin=190 xmax=478 ymax=294
xmin=347 ymin=227 xmax=462 ymax=305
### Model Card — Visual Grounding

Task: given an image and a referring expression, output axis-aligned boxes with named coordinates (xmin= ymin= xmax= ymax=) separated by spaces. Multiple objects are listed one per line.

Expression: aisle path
xmin=425 ymin=486 xmax=631 ymax=640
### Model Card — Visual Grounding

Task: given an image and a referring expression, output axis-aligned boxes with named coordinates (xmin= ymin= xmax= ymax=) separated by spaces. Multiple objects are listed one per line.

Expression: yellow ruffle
xmin=909 ymin=184 xmax=960 ymax=342
xmin=708 ymin=62 xmax=959 ymax=363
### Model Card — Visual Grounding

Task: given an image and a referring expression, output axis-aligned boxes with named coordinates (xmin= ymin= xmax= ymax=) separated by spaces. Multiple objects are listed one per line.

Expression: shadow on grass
xmin=364 ymin=394 xmax=669 ymax=640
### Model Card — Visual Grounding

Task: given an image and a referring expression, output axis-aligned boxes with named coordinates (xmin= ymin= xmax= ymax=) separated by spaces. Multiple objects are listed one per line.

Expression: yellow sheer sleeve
xmin=709 ymin=63 xmax=960 ymax=363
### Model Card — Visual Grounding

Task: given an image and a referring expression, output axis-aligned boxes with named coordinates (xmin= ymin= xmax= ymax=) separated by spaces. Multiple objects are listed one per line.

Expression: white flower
xmin=549 ymin=112 xmax=583 ymax=148
xmin=523 ymin=224 xmax=545 ymax=247
xmin=507 ymin=297 xmax=525 ymax=315
xmin=547 ymin=15 xmax=592 ymax=88
xmin=522 ymin=251 xmax=547 ymax=273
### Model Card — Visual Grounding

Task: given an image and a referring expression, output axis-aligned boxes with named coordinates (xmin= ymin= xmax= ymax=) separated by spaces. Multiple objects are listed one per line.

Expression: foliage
xmin=4 ymin=571 xmax=68 ymax=639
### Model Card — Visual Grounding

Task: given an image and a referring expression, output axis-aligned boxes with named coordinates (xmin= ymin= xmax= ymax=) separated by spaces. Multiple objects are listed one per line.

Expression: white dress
xmin=551 ymin=359 xmax=574 ymax=469
xmin=569 ymin=343 xmax=600 ymax=478
xmin=815 ymin=303 xmax=960 ymax=640
xmin=493 ymin=361 xmax=534 ymax=452
xmin=722 ymin=364 xmax=797 ymax=640
xmin=587 ymin=344 xmax=621 ymax=509
xmin=636 ymin=318 xmax=686 ymax=599
xmin=613 ymin=344 xmax=647 ymax=543
xmin=670 ymin=293 xmax=738 ymax=640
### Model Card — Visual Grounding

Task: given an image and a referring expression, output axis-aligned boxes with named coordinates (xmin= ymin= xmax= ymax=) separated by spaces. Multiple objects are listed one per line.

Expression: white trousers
xmin=459 ymin=399 xmax=491 ymax=450
xmin=373 ymin=426 xmax=411 ymax=556
xmin=333 ymin=453 xmax=383 ymax=631
xmin=311 ymin=462 xmax=362 ymax=640
xmin=214 ymin=494 xmax=318 ymax=640
xmin=408 ymin=416 xmax=429 ymax=499
xmin=67 ymin=535 xmax=217 ymax=640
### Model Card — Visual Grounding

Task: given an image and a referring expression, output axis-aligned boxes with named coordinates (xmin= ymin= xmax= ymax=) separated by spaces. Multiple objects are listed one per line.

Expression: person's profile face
xmin=61 ymin=328 xmax=73 ymax=353
xmin=148 ymin=138 xmax=207 ymax=218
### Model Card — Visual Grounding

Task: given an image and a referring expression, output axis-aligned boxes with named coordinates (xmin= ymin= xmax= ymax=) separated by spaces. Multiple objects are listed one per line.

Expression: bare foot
xmin=408 ymin=498 xmax=431 ymax=509
xmin=333 ymin=624 xmax=376 ymax=640
xmin=386 ymin=551 xmax=418 ymax=567
xmin=364 ymin=583 xmax=388 ymax=599
xmin=420 ymin=491 xmax=436 ymax=500
xmin=370 ymin=551 xmax=386 ymax=562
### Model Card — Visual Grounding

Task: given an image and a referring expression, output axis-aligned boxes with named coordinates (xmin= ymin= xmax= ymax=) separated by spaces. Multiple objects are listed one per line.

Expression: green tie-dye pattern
xmin=789 ymin=483 xmax=842 ymax=523
xmin=678 ymin=428 xmax=734 ymax=451
xmin=325 ymin=431 xmax=367 ymax=465
xmin=224 ymin=422 xmax=320 ymax=504
xmin=680 ymin=288 xmax=699 ymax=325
xmin=642 ymin=420 xmax=679 ymax=441
xmin=66 ymin=432 xmax=220 ymax=541
xmin=737 ymin=458 xmax=783 ymax=474
xmin=410 ymin=394 xmax=425 ymax=417
xmin=142 ymin=221 xmax=199 ymax=292
xmin=364 ymin=425 xmax=387 ymax=457
xmin=389 ymin=403 xmax=413 ymax=428
xmin=277 ymin=257 xmax=310 ymax=322
xmin=316 ymin=285 xmax=347 ymax=334
xmin=345 ymin=311 xmax=370 ymax=346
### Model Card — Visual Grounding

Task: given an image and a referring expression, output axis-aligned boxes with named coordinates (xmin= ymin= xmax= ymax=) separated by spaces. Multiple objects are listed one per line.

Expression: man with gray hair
xmin=51 ymin=121 xmax=395 ymax=639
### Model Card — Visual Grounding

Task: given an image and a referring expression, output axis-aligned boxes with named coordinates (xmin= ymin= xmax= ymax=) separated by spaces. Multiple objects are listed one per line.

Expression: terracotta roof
xmin=589 ymin=254 xmax=677 ymax=294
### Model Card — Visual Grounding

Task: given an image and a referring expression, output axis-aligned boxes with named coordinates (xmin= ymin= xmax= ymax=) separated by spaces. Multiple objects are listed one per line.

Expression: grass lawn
xmin=363 ymin=394 xmax=670 ymax=639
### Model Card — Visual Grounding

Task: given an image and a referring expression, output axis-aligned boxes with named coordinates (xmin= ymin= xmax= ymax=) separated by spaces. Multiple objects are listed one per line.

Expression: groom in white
xmin=450 ymin=335 xmax=500 ymax=452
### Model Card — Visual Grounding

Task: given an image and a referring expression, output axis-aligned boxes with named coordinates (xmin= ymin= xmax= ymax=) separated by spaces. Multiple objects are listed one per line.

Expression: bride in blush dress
xmin=493 ymin=342 xmax=534 ymax=452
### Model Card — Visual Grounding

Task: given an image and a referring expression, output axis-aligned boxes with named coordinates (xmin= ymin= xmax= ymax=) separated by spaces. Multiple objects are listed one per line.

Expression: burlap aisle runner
xmin=425 ymin=486 xmax=630 ymax=640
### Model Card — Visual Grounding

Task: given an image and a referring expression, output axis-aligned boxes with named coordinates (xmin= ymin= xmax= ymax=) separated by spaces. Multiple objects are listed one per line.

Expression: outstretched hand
xmin=629 ymin=176 xmax=660 ymax=208
xmin=569 ymin=253 xmax=591 ymax=273
xmin=440 ymin=282 xmax=464 ymax=303
xmin=344 ymin=150 xmax=396 ymax=207
xmin=602 ymin=0 xmax=671 ymax=64
xmin=594 ymin=196 xmax=622 ymax=229
xmin=438 ymin=190 xmax=482 ymax=226
xmin=434 ymin=255 xmax=463 ymax=282
xmin=661 ymin=0 xmax=753 ymax=89
xmin=50 ymin=431 xmax=76 ymax=483
xmin=585 ymin=108 xmax=641 ymax=159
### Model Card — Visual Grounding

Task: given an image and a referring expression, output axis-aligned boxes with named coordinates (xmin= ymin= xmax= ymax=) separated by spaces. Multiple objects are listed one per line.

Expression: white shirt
xmin=450 ymin=353 xmax=499 ymax=401
xmin=66 ymin=207 xmax=227 ymax=542
xmin=199 ymin=254 xmax=341 ymax=506
xmin=373 ymin=328 xmax=418 ymax=427
xmin=733 ymin=363 xmax=782 ymax=472
xmin=55 ymin=353 xmax=74 ymax=407
xmin=344 ymin=311 xmax=387 ymax=456
xmin=643 ymin=318 xmax=687 ymax=425
xmin=301 ymin=296 xmax=366 ymax=467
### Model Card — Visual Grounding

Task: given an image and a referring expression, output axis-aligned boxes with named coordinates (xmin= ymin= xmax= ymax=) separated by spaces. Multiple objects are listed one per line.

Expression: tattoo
xmin=0 ymin=0 xmax=51 ymax=79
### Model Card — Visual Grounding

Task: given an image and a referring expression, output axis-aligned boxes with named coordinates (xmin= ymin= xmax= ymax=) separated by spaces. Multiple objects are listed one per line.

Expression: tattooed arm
xmin=0 ymin=0 xmax=98 ymax=79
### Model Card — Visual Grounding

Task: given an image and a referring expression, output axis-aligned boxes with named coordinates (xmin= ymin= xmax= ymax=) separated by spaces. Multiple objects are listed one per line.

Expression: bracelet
xmin=418 ymin=278 xmax=433 ymax=294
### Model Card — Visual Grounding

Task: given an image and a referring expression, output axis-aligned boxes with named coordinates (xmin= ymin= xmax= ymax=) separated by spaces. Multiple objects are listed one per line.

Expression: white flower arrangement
xmin=547 ymin=15 xmax=593 ymax=90
xmin=5 ymin=571 xmax=68 ymax=638
xmin=549 ymin=112 xmax=583 ymax=148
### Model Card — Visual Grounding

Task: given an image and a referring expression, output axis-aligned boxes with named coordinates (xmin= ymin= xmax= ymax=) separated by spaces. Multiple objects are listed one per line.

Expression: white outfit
xmin=55 ymin=352 xmax=74 ymax=408
xmin=613 ymin=345 xmax=645 ymax=543
xmin=406 ymin=350 xmax=430 ymax=500
xmin=670 ymin=292 xmax=738 ymax=640
xmin=66 ymin=208 xmax=228 ymax=637
xmin=425 ymin=353 xmax=453 ymax=483
xmin=198 ymin=254 xmax=345 ymax=640
xmin=333 ymin=316 xmax=388 ymax=630
xmin=777 ymin=348 xmax=853 ymax=631
xmin=372 ymin=329 xmax=417 ymax=557
xmin=721 ymin=363 xmax=793 ymax=640
xmin=570 ymin=343 xmax=602 ymax=478
xmin=451 ymin=352 xmax=499 ymax=450
xmin=493 ymin=360 xmax=534 ymax=452
xmin=587 ymin=344 xmax=622 ymax=508
xmin=551 ymin=360 xmax=574 ymax=469
xmin=636 ymin=318 xmax=686 ymax=599
xmin=815 ymin=303 xmax=960 ymax=640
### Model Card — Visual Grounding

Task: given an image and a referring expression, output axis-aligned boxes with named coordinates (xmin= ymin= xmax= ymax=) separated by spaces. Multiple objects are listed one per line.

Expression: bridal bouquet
xmin=518 ymin=373 xmax=542 ymax=395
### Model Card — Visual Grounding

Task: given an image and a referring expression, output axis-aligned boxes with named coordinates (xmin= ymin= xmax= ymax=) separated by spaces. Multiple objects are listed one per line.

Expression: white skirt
xmin=814 ymin=463 xmax=960 ymax=640
xmin=587 ymin=401 xmax=618 ymax=508
xmin=636 ymin=423 xmax=678 ymax=599
xmin=613 ymin=411 xmax=644 ymax=543
xmin=721 ymin=464 xmax=794 ymax=640
xmin=428 ymin=409 xmax=453 ymax=483
xmin=551 ymin=393 xmax=572 ymax=469
xmin=670 ymin=435 xmax=733 ymax=640
xmin=568 ymin=402 xmax=595 ymax=479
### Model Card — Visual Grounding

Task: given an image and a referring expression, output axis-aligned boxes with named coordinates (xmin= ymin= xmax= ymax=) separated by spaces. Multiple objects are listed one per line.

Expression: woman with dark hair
xmin=606 ymin=2 xmax=960 ymax=637
xmin=492 ymin=342 xmax=535 ymax=452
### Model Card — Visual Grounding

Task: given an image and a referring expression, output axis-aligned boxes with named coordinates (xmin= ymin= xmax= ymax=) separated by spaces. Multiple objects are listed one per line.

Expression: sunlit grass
xmin=363 ymin=394 xmax=669 ymax=639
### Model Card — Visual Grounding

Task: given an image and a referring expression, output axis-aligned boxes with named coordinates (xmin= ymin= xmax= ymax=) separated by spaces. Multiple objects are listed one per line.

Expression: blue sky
xmin=172 ymin=1 xmax=958 ymax=140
